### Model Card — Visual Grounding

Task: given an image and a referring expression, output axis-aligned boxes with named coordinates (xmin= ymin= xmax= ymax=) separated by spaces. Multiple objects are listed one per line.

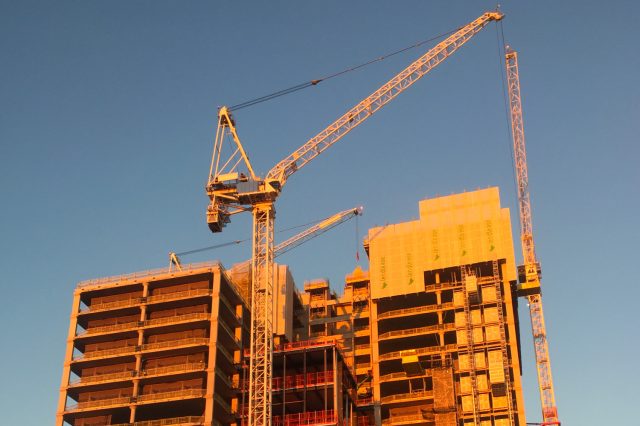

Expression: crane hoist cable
xmin=228 ymin=26 xmax=463 ymax=111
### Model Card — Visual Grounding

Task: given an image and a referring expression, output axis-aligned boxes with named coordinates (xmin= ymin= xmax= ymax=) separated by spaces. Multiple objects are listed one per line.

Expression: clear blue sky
xmin=1 ymin=1 xmax=638 ymax=424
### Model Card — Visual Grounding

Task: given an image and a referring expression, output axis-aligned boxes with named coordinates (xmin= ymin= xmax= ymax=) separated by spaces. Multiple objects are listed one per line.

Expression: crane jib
xmin=206 ymin=11 xmax=505 ymax=426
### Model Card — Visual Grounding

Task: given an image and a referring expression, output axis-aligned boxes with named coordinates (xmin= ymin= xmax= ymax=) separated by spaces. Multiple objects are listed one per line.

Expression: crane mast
xmin=505 ymin=48 xmax=560 ymax=425
xmin=206 ymin=11 xmax=503 ymax=426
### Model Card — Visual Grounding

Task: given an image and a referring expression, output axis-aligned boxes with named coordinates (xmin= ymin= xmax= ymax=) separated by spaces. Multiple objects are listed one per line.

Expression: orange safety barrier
xmin=237 ymin=370 xmax=334 ymax=392
xmin=244 ymin=336 xmax=339 ymax=358
xmin=356 ymin=396 xmax=373 ymax=406
xmin=356 ymin=416 xmax=375 ymax=426
xmin=272 ymin=409 xmax=336 ymax=426
xmin=272 ymin=370 xmax=334 ymax=390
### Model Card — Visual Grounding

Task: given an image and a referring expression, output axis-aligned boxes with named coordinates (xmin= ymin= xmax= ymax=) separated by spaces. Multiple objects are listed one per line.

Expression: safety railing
xmin=275 ymin=336 xmax=338 ymax=352
xmin=477 ymin=276 xmax=500 ymax=284
xmin=141 ymin=337 xmax=209 ymax=352
xmin=424 ymin=281 xmax=461 ymax=292
xmin=352 ymin=288 xmax=369 ymax=297
xmin=357 ymin=416 xmax=375 ymax=426
xmin=377 ymin=302 xmax=454 ymax=320
xmin=146 ymin=288 xmax=211 ymax=304
xmin=81 ymin=298 xmax=142 ymax=313
xmin=309 ymin=312 xmax=328 ymax=320
xmin=379 ymin=372 xmax=408 ymax=382
xmin=144 ymin=312 xmax=209 ymax=327
xmin=133 ymin=417 xmax=205 ymax=426
xmin=379 ymin=344 xmax=458 ymax=361
xmin=272 ymin=409 xmax=336 ymax=426
xmin=78 ymin=321 xmax=139 ymax=336
xmin=380 ymin=389 xmax=433 ymax=404
xmin=381 ymin=413 xmax=434 ymax=425
xmin=304 ymin=279 xmax=329 ymax=290
xmin=378 ymin=323 xmax=454 ymax=340
xmin=65 ymin=396 xmax=131 ymax=411
xmin=69 ymin=370 xmax=135 ymax=386
xmin=272 ymin=370 xmax=334 ymax=390
xmin=355 ymin=343 xmax=371 ymax=351
xmin=136 ymin=388 xmax=205 ymax=404
xmin=142 ymin=362 xmax=206 ymax=377
xmin=309 ymin=293 xmax=327 ymax=302
xmin=74 ymin=345 xmax=138 ymax=361
xmin=357 ymin=396 xmax=374 ymax=406
xmin=77 ymin=261 xmax=220 ymax=289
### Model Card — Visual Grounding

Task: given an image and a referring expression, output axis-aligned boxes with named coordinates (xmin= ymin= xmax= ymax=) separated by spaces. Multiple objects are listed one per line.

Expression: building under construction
xmin=58 ymin=187 xmax=527 ymax=426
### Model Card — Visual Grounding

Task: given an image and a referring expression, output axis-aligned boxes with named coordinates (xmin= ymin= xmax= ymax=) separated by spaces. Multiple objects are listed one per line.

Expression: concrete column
xmin=333 ymin=347 xmax=339 ymax=421
xmin=370 ymin=300 xmax=382 ymax=425
xmin=55 ymin=291 xmax=81 ymax=426
xmin=131 ymin=285 xmax=147 ymax=424
xmin=204 ymin=271 xmax=221 ymax=424
xmin=129 ymin=403 xmax=137 ymax=423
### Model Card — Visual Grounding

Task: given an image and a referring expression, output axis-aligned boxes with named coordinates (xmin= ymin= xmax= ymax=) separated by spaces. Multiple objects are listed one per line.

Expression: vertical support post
xmin=131 ymin=283 xmax=147 ymax=424
xmin=248 ymin=203 xmax=275 ymax=426
xmin=282 ymin=353 xmax=286 ymax=420
xmin=324 ymin=347 xmax=328 ymax=412
xmin=56 ymin=291 xmax=81 ymax=426
xmin=205 ymin=271 xmax=221 ymax=424
xmin=333 ymin=346 xmax=339 ymax=421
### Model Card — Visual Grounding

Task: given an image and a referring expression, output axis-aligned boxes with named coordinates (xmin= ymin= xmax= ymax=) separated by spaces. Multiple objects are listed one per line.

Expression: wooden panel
xmin=453 ymin=291 xmax=464 ymax=307
xmin=432 ymin=367 xmax=455 ymax=409
xmin=488 ymin=350 xmax=505 ymax=383
xmin=485 ymin=325 xmax=501 ymax=342
xmin=484 ymin=307 xmax=499 ymax=323
xmin=471 ymin=309 xmax=482 ymax=325
xmin=456 ymin=329 xmax=468 ymax=345
xmin=148 ymin=304 xmax=208 ymax=319
xmin=87 ymin=314 xmax=138 ymax=328
xmin=77 ymin=386 xmax=132 ymax=402
xmin=481 ymin=286 xmax=496 ymax=302
xmin=90 ymin=290 xmax=142 ymax=306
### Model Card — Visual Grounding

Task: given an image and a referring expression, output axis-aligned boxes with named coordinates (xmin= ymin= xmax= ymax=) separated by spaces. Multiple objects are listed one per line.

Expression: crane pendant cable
xmin=228 ymin=26 xmax=463 ymax=111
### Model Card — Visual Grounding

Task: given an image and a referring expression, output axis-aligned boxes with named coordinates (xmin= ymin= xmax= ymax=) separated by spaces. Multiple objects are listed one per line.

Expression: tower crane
xmin=206 ymin=11 xmax=503 ymax=426
xmin=505 ymin=47 xmax=560 ymax=425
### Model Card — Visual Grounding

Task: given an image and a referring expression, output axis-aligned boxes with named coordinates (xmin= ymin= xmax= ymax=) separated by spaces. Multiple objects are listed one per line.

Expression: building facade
xmin=300 ymin=188 xmax=527 ymax=425
xmin=58 ymin=187 xmax=527 ymax=426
